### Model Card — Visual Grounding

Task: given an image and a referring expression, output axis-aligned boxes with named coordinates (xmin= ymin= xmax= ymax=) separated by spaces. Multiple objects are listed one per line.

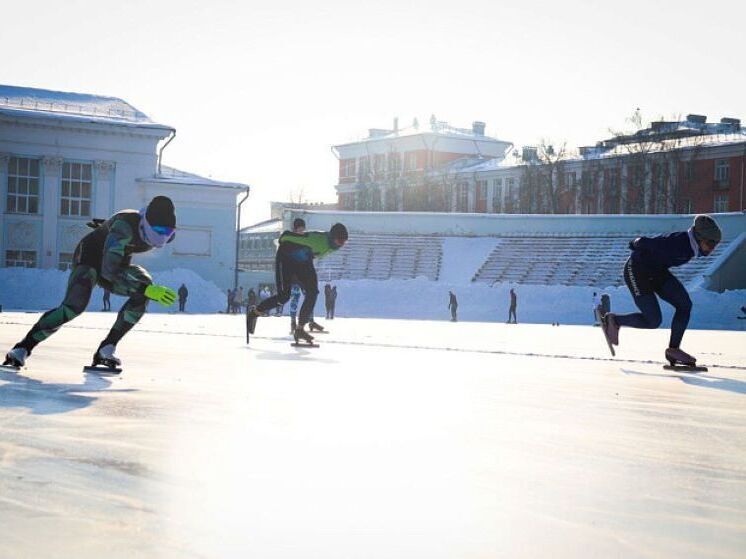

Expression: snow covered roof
xmin=0 ymin=84 xmax=172 ymax=131
xmin=240 ymin=218 xmax=283 ymax=235
xmin=139 ymin=166 xmax=249 ymax=190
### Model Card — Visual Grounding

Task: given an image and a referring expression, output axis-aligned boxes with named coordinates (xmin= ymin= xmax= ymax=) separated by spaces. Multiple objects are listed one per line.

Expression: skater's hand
xmin=144 ymin=284 xmax=177 ymax=306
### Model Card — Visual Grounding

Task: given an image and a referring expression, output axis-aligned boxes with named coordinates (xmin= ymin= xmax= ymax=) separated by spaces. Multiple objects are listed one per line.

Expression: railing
xmin=0 ymin=96 xmax=147 ymax=121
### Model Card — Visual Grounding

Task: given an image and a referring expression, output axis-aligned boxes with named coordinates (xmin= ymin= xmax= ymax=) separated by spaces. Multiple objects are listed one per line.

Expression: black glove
xmin=628 ymin=237 xmax=641 ymax=250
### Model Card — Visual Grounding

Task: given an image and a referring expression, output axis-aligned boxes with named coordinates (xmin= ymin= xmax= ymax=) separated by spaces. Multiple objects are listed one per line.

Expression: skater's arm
xmin=101 ymin=219 xmax=149 ymax=295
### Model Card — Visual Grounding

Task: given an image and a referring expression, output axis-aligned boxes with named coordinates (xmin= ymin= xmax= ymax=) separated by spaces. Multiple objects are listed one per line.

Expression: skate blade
xmin=291 ymin=342 xmax=319 ymax=348
xmin=663 ymin=364 xmax=707 ymax=373
xmin=0 ymin=364 xmax=21 ymax=373
xmin=83 ymin=365 xmax=122 ymax=375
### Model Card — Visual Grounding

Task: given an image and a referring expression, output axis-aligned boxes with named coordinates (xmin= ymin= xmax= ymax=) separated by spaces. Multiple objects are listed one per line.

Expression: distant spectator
xmin=448 ymin=291 xmax=458 ymax=322
xmin=324 ymin=283 xmax=332 ymax=319
xmin=102 ymin=288 xmax=111 ymax=311
xmin=329 ymin=285 xmax=337 ymax=320
xmin=235 ymin=286 xmax=244 ymax=313
xmin=226 ymin=288 xmax=234 ymax=314
xmin=247 ymin=288 xmax=257 ymax=308
xmin=592 ymin=291 xmax=601 ymax=325
xmin=507 ymin=288 xmax=517 ymax=324
xmin=178 ymin=283 xmax=189 ymax=312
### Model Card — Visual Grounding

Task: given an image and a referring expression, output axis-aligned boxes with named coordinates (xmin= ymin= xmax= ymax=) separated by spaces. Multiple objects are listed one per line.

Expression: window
xmin=7 ymin=157 xmax=40 ymax=214
xmin=340 ymin=159 xmax=356 ymax=179
xmin=684 ymin=161 xmax=694 ymax=181
xmin=61 ymin=162 xmax=92 ymax=217
xmin=713 ymin=193 xmax=729 ymax=213
xmin=358 ymin=156 xmax=370 ymax=179
xmin=476 ymin=180 xmax=488 ymax=208
xmin=492 ymin=178 xmax=503 ymax=212
xmin=404 ymin=152 xmax=418 ymax=171
xmin=6 ymin=250 xmax=36 ymax=268
xmin=564 ymin=171 xmax=576 ymax=190
xmin=58 ymin=252 xmax=74 ymax=271
xmin=374 ymin=154 xmax=385 ymax=175
xmin=679 ymin=199 xmax=693 ymax=214
xmin=714 ymin=159 xmax=729 ymax=187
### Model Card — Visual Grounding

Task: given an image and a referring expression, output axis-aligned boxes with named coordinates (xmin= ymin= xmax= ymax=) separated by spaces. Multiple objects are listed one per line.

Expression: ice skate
xmin=84 ymin=344 xmax=122 ymax=374
xmin=600 ymin=313 xmax=618 ymax=356
xmin=2 ymin=346 xmax=28 ymax=370
xmin=246 ymin=306 xmax=267 ymax=335
xmin=292 ymin=324 xmax=319 ymax=348
xmin=308 ymin=320 xmax=327 ymax=333
xmin=664 ymin=348 xmax=707 ymax=372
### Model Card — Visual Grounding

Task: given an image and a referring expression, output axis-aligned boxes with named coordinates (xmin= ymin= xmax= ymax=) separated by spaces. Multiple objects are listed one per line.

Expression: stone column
xmin=42 ymin=156 xmax=63 ymax=268
xmin=94 ymin=160 xmax=116 ymax=217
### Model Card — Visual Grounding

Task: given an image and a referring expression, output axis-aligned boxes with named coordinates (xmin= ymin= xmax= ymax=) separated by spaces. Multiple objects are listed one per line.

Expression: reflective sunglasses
xmin=151 ymin=225 xmax=175 ymax=237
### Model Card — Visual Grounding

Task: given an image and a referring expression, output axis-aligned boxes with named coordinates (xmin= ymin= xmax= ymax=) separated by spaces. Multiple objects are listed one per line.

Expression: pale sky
xmin=2 ymin=0 xmax=744 ymax=224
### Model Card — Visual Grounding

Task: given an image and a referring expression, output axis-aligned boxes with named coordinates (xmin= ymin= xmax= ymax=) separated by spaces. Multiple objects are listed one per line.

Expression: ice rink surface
xmin=0 ymin=311 xmax=744 ymax=559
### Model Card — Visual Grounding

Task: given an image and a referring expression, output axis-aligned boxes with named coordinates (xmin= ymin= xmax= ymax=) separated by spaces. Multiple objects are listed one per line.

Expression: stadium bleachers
xmin=315 ymin=231 xmax=728 ymax=288
xmin=471 ymin=235 xmax=730 ymax=288
xmin=316 ymin=234 xmax=443 ymax=281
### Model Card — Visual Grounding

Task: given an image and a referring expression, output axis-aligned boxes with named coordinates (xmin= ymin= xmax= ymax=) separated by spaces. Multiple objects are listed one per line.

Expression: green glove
xmin=144 ymin=284 xmax=177 ymax=307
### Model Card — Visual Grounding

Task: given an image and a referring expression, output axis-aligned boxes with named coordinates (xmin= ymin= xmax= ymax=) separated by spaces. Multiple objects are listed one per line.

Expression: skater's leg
xmin=295 ymin=265 xmax=319 ymax=326
xmin=613 ymin=258 xmax=663 ymax=330
xmin=257 ymin=260 xmax=292 ymax=314
xmin=98 ymin=265 xmax=152 ymax=349
xmin=656 ymin=275 xmax=692 ymax=349
xmin=14 ymin=265 xmax=96 ymax=353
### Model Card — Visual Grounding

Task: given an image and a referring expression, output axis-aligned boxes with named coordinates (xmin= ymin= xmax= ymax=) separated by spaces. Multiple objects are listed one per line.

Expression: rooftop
xmin=0 ymin=84 xmax=171 ymax=130
xmin=139 ymin=166 xmax=249 ymax=190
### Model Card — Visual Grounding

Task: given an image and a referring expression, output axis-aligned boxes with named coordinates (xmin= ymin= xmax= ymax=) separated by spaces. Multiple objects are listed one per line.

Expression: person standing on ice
xmin=507 ymin=288 xmax=518 ymax=324
xmin=592 ymin=291 xmax=601 ymax=325
xmin=602 ymin=214 xmax=722 ymax=367
xmin=448 ymin=291 xmax=458 ymax=322
xmin=3 ymin=196 xmax=178 ymax=370
xmin=247 ymin=222 xmax=348 ymax=344
xmin=178 ymin=283 xmax=189 ymax=312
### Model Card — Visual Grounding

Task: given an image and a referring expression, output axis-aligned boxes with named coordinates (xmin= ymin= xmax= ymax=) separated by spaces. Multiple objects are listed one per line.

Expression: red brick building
xmin=334 ymin=114 xmax=746 ymax=215
xmin=333 ymin=117 xmax=512 ymax=212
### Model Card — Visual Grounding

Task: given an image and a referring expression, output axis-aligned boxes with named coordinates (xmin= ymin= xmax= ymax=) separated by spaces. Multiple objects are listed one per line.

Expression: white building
xmin=0 ymin=84 xmax=248 ymax=290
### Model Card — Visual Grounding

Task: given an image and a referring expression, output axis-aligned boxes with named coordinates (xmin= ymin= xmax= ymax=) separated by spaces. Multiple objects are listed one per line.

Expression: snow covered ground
xmin=0 ymin=312 xmax=744 ymax=558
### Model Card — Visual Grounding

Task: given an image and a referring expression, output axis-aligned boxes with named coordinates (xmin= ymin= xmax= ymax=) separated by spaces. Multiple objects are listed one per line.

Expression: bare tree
xmin=537 ymin=139 xmax=569 ymax=213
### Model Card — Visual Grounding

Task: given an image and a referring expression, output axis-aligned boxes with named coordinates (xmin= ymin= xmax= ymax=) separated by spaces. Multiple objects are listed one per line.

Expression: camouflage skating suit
xmin=17 ymin=210 xmax=155 ymax=354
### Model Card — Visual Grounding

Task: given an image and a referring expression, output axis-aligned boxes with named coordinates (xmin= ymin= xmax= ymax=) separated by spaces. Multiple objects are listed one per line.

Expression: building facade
xmin=334 ymin=114 xmax=746 ymax=215
xmin=333 ymin=117 xmax=512 ymax=212
xmin=0 ymin=85 xmax=247 ymax=289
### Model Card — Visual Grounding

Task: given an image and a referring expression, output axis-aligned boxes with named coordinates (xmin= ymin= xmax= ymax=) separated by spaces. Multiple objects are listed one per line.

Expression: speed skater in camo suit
xmin=3 ymin=196 xmax=179 ymax=370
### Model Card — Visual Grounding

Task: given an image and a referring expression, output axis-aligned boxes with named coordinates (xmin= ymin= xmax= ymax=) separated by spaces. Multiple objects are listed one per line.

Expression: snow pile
xmin=0 ymin=267 xmax=226 ymax=314
xmin=322 ymin=279 xmax=746 ymax=331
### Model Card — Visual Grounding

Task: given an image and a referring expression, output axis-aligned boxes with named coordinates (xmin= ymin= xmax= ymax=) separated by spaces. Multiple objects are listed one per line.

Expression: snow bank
xmin=322 ymin=279 xmax=746 ymax=331
xmin=1 ymin=267 xmax=744 ymax=330
xmin=0 ymin=267 xmax=226 ymax=314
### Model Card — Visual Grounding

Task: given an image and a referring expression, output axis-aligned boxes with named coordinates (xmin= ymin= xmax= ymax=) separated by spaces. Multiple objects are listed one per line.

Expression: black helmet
xmin=146 ymin=196 xmax=176 ymax=228
xmin=330 ymin=222 xmax=348 ymax=242
xmin=693 ymin=214 xmax=721 ymax=243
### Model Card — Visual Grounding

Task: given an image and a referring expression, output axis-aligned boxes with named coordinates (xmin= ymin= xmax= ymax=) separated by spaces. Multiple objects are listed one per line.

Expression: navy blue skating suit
xmin=615 ymin=229 xmax=700 ymax=349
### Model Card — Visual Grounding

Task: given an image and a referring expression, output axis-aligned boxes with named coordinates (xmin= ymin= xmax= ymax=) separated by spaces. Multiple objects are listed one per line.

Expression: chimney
xmin=686 ymin=114 xmax=707 ymax=124
xmin=393 ymin=117 xmax=399 ymax=133
xmin=472 ymin=121 xmax=486 ymax=136
xmin=720 ymin=117 xmax=741 ymax=130
xmin=522 ymin=146 xmax=537 ymax=162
